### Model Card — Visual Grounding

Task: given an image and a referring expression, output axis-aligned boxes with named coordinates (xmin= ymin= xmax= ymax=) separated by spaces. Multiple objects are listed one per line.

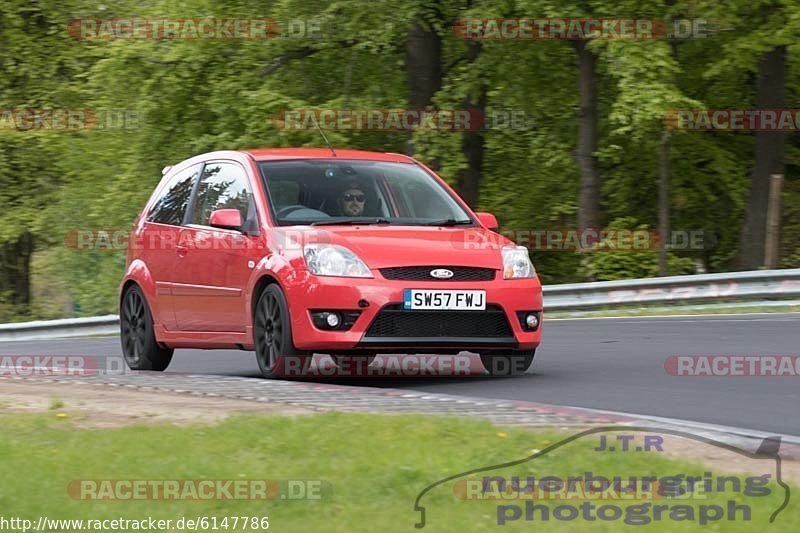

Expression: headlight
xmin=502 ymin=245 xmax=536 ymax=279
xmin=303 ymin=244 xmax=372 ymax=278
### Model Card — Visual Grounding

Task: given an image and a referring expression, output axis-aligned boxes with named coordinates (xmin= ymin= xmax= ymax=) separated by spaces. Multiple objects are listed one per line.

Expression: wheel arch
xmin=251 ymin=273 xmax=282 ymax=320
xmin=120 ymin=279 xmax=140 ymax=303
xmin=120 ymin=259 xmax=156 ymax=298
xmin=120 ymin=259 xmax=164 ymax=333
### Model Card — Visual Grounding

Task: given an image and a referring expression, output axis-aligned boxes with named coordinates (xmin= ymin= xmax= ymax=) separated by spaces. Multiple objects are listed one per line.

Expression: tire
xmin=254 ymin=284 xmax=310 ymax=379
xmin=480 ymin=350 xmax=535 ymax=376
xmin=120 ymin=285 xmax=174 ymax=371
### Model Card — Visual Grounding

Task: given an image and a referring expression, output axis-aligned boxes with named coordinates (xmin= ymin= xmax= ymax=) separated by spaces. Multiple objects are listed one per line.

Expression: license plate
xmin=403 ymin=289 xmax=486 ymax=310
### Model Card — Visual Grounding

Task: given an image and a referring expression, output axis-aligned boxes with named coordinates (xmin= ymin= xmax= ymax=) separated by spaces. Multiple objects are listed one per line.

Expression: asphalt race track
xmin=2 ymin=313 xmax=798 ymax=436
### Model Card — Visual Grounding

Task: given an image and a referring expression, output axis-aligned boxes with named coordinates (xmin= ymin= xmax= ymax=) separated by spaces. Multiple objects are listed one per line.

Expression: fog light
xmin=325 ymin=312 xmax=341 ymax=328
xmin=516 ymin=311 xmax=541 ymax=331
xmin=310 ymin=310 xmax=361 ymax=330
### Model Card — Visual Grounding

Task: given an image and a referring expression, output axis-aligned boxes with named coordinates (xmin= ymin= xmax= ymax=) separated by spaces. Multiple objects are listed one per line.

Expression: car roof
xmin=243 ymin=147 xmax=415 ymax=163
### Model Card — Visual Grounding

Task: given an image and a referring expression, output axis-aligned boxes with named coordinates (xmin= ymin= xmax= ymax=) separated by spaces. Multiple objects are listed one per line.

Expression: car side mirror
xmin=208 ymin=209 xmax=243 ymax=231
xmin=476 ymin=212 xmax=499 ymax=231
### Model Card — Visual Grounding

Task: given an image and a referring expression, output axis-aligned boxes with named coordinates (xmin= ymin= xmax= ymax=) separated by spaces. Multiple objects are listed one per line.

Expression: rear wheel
xmin=254 ymin=284 xmax=310 ymax=379
xmin=120 ymin=285 xmax=174 ymax=371
xmin=480 ymin=350 xmax=535 ymax=376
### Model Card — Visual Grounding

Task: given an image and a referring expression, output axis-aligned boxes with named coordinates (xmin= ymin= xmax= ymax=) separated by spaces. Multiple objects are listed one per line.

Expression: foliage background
xmin=1 ymin=0 xmax=798 ymax=321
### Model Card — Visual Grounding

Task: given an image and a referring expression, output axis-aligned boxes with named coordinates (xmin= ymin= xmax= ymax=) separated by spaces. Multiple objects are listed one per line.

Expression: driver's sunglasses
xmin=342 ymin=193 xmax=365 ymax=202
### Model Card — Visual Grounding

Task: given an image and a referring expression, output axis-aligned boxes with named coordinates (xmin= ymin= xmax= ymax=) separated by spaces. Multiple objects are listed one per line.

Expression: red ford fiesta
xmin=120 ymin=148 xmax=542 ymax=378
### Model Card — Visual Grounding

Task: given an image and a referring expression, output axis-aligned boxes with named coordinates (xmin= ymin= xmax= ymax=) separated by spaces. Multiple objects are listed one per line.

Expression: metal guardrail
xmin=0 ymin=315 xmax=119 ymax=342
xmin=544 ymin=268 xmax=800 ymax=311
xmin=0 ymin=269 xmax=798 ymax=341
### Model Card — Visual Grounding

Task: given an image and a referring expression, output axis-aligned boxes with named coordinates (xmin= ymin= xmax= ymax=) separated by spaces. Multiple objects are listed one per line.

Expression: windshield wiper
xmin=418 ymin=218 xmax=474 ymax=227
xmin=310 ymin=217 xmax=393 ymax=226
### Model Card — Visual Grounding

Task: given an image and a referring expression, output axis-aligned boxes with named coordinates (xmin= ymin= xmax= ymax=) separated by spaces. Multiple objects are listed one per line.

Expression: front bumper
xmin=284 ymin=270 xmax=542 ymax=352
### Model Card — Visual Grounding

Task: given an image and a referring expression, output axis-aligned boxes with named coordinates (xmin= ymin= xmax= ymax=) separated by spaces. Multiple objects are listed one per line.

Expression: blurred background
xmin=0 ymin=0 xmax=797 ymax=322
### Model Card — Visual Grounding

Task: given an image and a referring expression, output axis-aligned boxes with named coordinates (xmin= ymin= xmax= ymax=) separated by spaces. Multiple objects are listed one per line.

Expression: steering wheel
xmin=276 ymin=205 xmax=309 ymax=218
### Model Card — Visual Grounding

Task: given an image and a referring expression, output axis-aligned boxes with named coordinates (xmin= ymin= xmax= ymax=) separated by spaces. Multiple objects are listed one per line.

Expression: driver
xmin=336 ymin=181 xmax=367 ymax=217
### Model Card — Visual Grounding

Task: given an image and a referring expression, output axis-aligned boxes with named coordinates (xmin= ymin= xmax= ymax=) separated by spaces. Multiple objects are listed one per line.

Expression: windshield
xmin=258 ymin=159 xmax=475 ymax=226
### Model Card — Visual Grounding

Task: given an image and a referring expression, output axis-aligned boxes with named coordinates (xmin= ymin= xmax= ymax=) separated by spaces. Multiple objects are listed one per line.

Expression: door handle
xmin=176 ymin=245 xmax=189 ymax=257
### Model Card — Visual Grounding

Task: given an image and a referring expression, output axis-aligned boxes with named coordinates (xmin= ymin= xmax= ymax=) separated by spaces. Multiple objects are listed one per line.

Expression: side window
xmin=147 ymin=164 xmax=202 ymax=225
xmin=191 ymin=162 xmax=254 ymax=227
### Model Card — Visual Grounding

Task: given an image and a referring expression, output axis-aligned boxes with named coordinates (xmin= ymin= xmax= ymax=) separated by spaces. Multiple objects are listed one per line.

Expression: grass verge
xmin=0 ymin=413 xmax=795 ymax=532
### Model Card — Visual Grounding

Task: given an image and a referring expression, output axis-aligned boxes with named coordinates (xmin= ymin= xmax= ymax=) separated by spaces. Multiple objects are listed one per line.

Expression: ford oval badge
xmin=430 ymin=268 xmax=454 ymax=279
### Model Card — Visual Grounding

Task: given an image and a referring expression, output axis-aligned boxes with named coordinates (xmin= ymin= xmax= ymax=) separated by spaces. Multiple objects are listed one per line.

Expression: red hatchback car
xmin=120 ymin=148 xmax=542 ymax=378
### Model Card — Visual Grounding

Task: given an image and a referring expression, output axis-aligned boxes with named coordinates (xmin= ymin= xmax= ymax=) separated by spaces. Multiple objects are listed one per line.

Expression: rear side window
xmin=191 ymin=162 xmax=254 ymax=226
xmin=147 ymin=164 xmax=202 ymax=225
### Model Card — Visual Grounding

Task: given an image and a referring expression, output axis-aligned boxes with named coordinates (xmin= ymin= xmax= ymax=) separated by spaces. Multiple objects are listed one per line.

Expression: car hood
xmin=279 ymin=226 xmax=513 ymax=270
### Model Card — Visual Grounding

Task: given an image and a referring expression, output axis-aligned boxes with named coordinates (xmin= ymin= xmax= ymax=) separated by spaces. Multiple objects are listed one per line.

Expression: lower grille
xmin=365 ymin=304 xmax=513 ymax=338
xmin=380 ymin=266 xmax=495 ymax=281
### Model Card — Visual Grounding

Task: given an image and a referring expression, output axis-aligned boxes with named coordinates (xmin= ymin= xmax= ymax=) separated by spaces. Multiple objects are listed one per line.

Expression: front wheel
xmin=120 ymin=285 xmax=174 ymax=371
xmin=480 ymin=350 xmax=535 ymax=376
xmin=254 ymin=284 xmax=310 ymax=379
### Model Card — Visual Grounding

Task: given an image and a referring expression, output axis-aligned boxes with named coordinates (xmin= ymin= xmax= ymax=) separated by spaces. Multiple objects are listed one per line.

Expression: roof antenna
xmin=309 ymin=113 xmax=336 ymax=157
